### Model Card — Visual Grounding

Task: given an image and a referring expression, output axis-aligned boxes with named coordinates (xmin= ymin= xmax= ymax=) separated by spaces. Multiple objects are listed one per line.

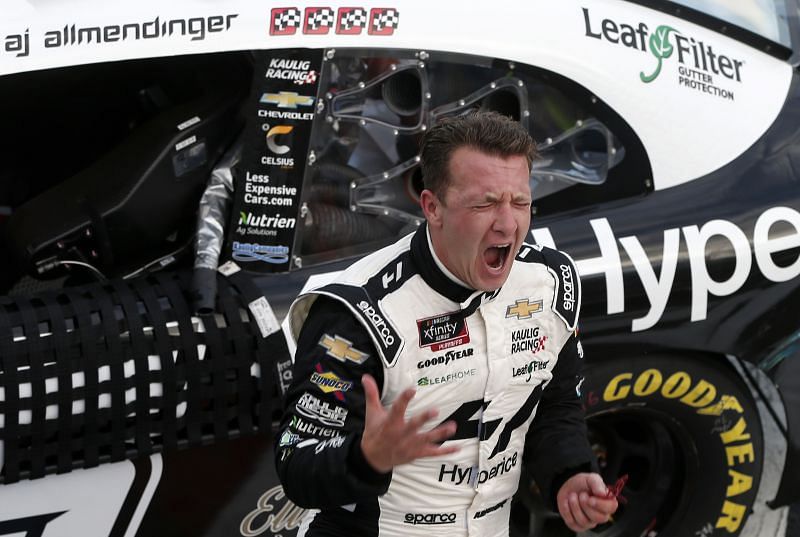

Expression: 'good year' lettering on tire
xmin=582 ymin=357 xmax=762 ymax=536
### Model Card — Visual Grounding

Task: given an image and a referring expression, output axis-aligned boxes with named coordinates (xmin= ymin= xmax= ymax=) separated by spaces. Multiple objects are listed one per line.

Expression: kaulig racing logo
xmin=583 ymin=8 xmax=743 ymax=100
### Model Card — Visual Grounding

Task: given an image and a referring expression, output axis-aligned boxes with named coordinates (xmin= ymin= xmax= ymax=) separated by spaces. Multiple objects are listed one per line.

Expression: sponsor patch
xmin=512 ymin=359 xmax=550 ymax=382
xmin=278 ymin=429 xmax=300 ymax=447
xmin=510 ymin=327 xmax=547 ymax=355
xmin=418 ymin=367 xmax=476 ymax=388
xmin=417 ymin=311 xmax=470 ymax=351
xmin=506 ymin=298 xmax=543 ymax=319
xmin=417 ymin=347 xmax=473 ymax=370
xmin=404 ymin=512 xmax=457 ymax=525
xmin=319 ymin=333 xmax=369 ymax=365
xmin=296 ymin=392 xmax=348 ymax=426
xmin=290 ymin=416 xmax=341 ymax=438
xmin=474 ymin=499 xmax=508 ymax=519
xmin=310 ymin=367 xmax=353 ymax=401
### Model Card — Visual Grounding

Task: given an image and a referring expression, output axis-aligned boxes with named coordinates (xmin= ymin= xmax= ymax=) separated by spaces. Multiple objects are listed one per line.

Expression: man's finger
xmin=387 ymin=387 xmax=416 ymax=422
xmin=569 ymin=493 xmax=591 ymax=529
xmin=425 ymin=421 xmax=457 ymax=444
xmin=405 ymin=408 xmax=439 ymax=433
xmin=579 ymin=497 xmax=613 ymax=525
xmin=587 ymin=473 xmax=611 ymax=497
xmin=587 ymin=495 xmax=618 ymax=515
xmin=415 ymin=444 xmax=461 ymax=459
xmin=559 ymin=496 xmax=576 ymax=529
xmin=362 ymin=374 xmax=382 ymax=414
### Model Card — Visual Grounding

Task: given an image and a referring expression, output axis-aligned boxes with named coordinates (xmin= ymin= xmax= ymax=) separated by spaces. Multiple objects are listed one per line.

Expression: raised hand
xmin=360 ymin=374 xmax=459 ymax=473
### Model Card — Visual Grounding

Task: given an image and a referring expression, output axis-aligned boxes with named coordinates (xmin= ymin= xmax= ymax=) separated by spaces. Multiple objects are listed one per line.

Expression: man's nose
xmin=492 ymin=202 xmax=516 ymax=234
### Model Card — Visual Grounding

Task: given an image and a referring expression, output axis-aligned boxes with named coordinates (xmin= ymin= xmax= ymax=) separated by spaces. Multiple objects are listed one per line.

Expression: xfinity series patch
xmin=417 ymin=310 xmax=470 ymax=351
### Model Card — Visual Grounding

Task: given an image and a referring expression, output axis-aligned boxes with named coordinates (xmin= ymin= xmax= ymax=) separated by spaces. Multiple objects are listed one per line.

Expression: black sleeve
xmin=275 ymin=297 xmax=391 ymax=508
xmin=524 ymin=331 xmax=598 ymax=509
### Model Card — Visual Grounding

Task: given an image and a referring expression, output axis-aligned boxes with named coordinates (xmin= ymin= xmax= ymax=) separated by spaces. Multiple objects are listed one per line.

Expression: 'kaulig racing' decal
xmin=533 ymin=206 xmax=800 ymax=332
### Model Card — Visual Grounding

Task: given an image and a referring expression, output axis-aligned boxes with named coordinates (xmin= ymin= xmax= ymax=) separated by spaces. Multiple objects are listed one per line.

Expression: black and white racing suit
xmin=275 ymin=224 xmax=596 ymax=537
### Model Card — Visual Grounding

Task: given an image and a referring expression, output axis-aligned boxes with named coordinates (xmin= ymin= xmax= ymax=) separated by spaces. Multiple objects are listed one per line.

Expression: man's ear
xmin=420 ymin=189 xmax=442 ymax=227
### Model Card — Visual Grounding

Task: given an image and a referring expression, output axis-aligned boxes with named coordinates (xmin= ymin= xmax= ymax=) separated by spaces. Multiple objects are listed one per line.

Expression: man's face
xmin=422 ymin=146 xmax=532 ymax=292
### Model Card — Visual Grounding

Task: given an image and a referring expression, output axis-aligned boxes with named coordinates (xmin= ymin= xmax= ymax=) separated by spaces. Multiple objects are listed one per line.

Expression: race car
xmin=0 ymin=0 xmax=799 ymax=536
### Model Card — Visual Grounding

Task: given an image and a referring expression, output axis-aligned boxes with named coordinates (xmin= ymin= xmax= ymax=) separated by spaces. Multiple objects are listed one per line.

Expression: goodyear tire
xmin=578 ymin=355 xmax=764 ymax=537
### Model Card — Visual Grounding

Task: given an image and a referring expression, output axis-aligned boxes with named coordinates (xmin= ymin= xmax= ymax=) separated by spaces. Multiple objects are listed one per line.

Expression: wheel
xmin=511 ymin=354 xmax=764 ymax=537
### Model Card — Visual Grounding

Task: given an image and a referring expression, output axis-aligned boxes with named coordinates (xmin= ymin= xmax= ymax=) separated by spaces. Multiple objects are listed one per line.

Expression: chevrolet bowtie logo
xmin=506 ymin=299 xmax=543 ymax=319
xmin=259 ymin=91 xmax=314 ymax=109
xmin=319 ymin=334 xmax=369 ymax=364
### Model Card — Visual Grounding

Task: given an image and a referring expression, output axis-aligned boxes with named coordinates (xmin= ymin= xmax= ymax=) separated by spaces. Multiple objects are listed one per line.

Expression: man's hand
xmin=557 ymin=472 xmax=619 ymax=532
xmin=360 ymin=374 xmax=459 ymax=473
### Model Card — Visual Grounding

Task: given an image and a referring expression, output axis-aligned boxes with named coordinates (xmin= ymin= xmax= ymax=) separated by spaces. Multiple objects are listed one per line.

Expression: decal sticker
xmin=0 ymin=456 xmax=161 ymax=537
xmin=318 ymin=334 xmax=369 ymax=365
xmin=240 ymin=486 xmax=307 ymax=536
xmin=336 ymin=7 xmax=368 ymax=34
xmin=304 ymin=7 xmax=335 ymax=34
xmin=259 ymin=91 xmax=314 ymax=109
xmin=368 ymin=8 xmax=399 ymax=35
xmin=582 ymin=7 xmax=743 ymax=100
xmin=270 ymin=8 xmax=302 ymax=35
xmin=505 ymin=298 xmax=543 ymax=319
xmin=533 ymin=206 xmax=800 ymax=332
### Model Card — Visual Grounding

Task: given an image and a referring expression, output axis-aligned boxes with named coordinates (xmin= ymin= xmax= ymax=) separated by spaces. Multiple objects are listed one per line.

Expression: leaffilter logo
xmin=641 ymin=25 xmax=679 ymax=83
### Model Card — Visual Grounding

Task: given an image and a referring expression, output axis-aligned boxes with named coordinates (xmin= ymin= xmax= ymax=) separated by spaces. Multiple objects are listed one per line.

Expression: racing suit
xmin=275 ymin=224 xmax=596 ymax=537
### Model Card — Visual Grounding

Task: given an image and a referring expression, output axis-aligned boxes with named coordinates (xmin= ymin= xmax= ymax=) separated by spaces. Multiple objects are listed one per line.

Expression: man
xmin=276 ymin=111 xmax=618 ymax=536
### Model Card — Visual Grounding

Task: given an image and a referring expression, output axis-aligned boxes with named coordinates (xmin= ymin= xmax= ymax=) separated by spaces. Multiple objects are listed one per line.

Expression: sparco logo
xmin=417 ymin=347 xmax=474 ymax=369
xmin=403 ymin=512 xmax=457 ymax=525
xmin=560 ymin=264 xmax=576 ymax=311
xmin=583 ymin=7 xmax=743 ymax=100
xmin=357 ymin=301 xmax=395 ymax=346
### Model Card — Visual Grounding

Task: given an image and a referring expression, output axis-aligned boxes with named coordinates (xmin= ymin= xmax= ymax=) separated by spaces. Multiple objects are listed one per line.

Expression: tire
xmin=512 ymin=354 xmax=764 ymax=537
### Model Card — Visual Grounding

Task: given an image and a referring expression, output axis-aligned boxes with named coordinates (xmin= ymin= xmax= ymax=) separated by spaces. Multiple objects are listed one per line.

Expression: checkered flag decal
xmin=308 ymin=7 xmax=335 ymax=30
xmin=372 ymin=8 xmax=399 ymax=32
xmin=273 ymin=8 xmax=301 ymax=32
xmin=341 ymin=8 xmax=367 ymax=31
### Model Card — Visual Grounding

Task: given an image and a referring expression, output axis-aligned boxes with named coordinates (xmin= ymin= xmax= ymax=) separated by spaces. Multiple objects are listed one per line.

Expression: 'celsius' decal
xmin=533 ymin=206 xmax=800 ymax=331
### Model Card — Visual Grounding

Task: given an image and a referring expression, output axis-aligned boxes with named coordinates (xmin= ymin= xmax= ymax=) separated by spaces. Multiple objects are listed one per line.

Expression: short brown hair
xmin=419 ymin=111 xmax=537 ymax=198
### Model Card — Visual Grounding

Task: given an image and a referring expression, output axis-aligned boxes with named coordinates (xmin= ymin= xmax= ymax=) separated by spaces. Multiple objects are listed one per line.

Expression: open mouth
xmin=484 ymin=244 xmax=511 ymax=270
